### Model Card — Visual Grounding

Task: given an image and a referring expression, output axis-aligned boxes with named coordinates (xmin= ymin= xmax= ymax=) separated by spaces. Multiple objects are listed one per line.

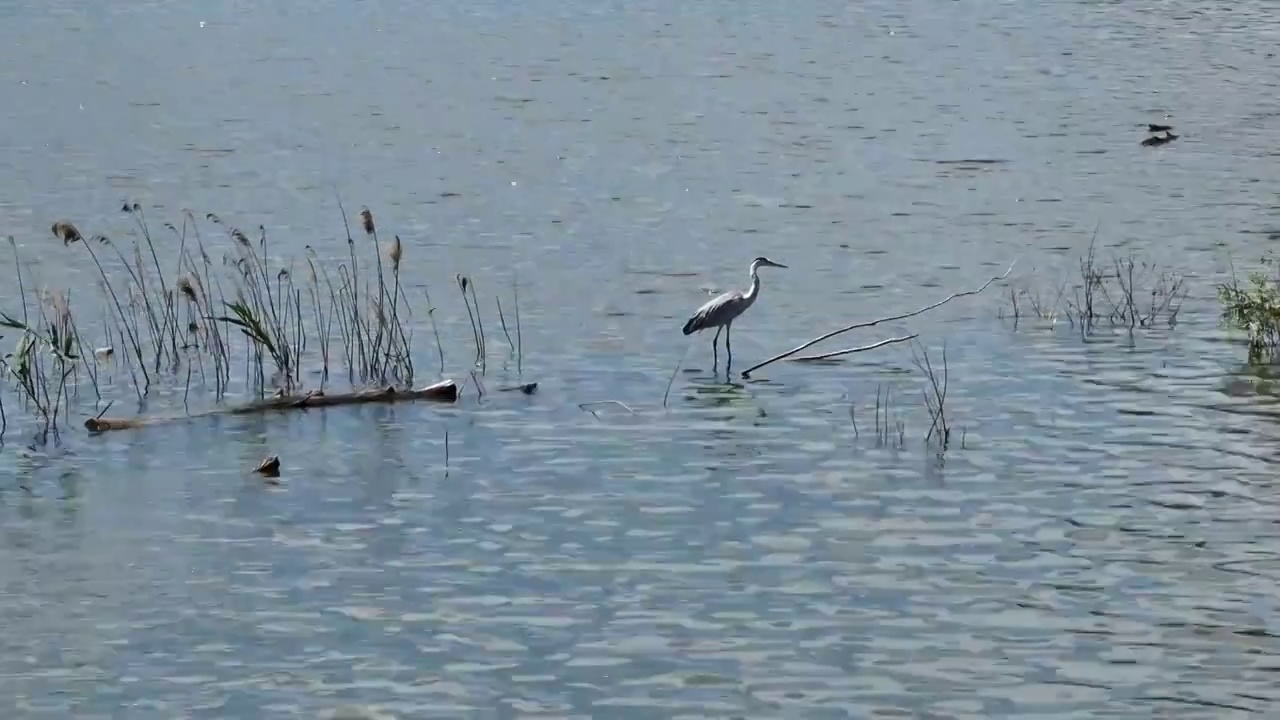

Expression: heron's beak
xmin=769 ymin=261 xmax=789 ymax=269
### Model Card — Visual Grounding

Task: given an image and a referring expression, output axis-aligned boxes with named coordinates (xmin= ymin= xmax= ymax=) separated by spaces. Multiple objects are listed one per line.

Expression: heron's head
xmin=750 ymin=256 xmax=788 ymax=272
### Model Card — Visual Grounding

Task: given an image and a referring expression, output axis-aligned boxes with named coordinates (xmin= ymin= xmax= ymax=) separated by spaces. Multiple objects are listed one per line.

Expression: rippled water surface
xmin=3 ymin=0 xmax=1280 ymax=717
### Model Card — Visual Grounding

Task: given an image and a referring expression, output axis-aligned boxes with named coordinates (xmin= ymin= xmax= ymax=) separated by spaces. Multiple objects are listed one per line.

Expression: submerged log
xmin=84 ymin=379 xmax=459 ymax=434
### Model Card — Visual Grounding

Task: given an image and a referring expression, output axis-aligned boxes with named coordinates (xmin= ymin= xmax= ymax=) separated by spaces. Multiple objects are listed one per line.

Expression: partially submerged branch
xmin=791 ymin=333 xmax=918 ymax=362
xmin=579 ymin=400 xmax=636 ymax=421
xmin=84 ymin=379 xmax=459 ymax=434
xmin=742 ymin=262 xmax=1014 ymax=378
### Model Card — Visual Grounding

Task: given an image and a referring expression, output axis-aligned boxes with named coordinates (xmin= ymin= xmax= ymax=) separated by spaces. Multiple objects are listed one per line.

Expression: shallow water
xmin=2 ymin=0 xmax=1280 ymax=717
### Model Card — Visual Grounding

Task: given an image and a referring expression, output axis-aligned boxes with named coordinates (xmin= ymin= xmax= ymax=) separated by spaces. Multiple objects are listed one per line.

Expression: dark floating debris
xmin=1141 ymin=132 xmax=1178 ymax=147
xmin=254 ymin=455 xmax=281 ymax=479
xmin=934 ymin=158 xmax=1010 ymax=165
xmin=50 ymin=220 xmax=83 ymax=245
xmin=1141 ymin=119 xmax=1177 ymax=147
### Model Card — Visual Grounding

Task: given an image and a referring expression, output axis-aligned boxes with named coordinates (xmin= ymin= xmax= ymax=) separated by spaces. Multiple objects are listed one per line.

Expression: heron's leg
xmin=725 ymin=322 xmax=733 ymax=373
xmin=711 ymin=326 xmax=721 ymax=370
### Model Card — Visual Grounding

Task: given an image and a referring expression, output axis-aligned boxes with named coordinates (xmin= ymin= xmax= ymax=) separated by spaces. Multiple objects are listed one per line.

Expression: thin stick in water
xmin=513 ymin=275 xmax=523 ymax=376
xmin=496 ymin=296 xmax=516 ymax=355
xmin=579 ymin=400 xmax=636 ymax=420
xmin=662 ymin=343 xmax=693 ymax=408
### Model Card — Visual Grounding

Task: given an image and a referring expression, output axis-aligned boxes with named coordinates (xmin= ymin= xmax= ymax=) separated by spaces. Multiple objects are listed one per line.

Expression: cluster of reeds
xmin=0 ymin=204 xmax=526 ymax=446
xmin=0 ymin=240 xmax=88 ymax=445
xmin=911 ymin=341 xmax=951 ymax=450
xmin=848 ymin=340 xmax=960 ymax=454
xmin=850 ymin=384 xmax=907 ymax=450
xmin=1000 ymin=233 xmax=1187 ymax=337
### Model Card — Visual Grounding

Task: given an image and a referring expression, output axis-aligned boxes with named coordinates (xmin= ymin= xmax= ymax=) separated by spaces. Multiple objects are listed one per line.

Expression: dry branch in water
xmin=791 ymin=333 xmax=919 ymax=362
xmin=911 ymin=341 xmax=950 ymax=448
xmin=84 ymin=379 xmax=458 ymax=434
xmin=741 ymin=262 xmax=1015 ymax=378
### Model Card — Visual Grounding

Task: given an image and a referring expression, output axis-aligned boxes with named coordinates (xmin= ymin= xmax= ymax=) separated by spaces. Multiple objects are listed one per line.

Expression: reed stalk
xmin=0 ymin=204 xmax=526 ymax=445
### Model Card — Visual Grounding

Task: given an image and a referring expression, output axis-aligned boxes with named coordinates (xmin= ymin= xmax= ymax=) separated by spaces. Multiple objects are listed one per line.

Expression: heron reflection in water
xmin=681 ymin=256 xmax=787 ymax=373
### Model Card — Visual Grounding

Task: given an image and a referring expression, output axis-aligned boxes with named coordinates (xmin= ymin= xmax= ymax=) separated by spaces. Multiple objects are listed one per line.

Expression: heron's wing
xmin=684 ymin=290 xmax=743 ymax=333
xmin=694 ymin=290 xmax=739 ymax=315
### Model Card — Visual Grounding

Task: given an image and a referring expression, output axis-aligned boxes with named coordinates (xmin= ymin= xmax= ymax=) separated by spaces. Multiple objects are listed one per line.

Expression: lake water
xmin=2 ymin=0 xmax=1280 ymax=717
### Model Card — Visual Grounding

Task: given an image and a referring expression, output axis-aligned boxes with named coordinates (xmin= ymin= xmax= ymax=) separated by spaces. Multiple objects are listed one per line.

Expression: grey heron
xmin=682 ymin=256 xmax=788 ymax=372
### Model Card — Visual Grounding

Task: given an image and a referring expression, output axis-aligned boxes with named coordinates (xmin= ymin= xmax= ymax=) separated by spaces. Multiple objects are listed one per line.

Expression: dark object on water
xmin=85 ymin=380 xmax=462 ymax=436
xmin=1148 ymin=123 xmax=1173 ymax=133
xmin=1141 ymin=132 xmax=1179 ymax=147
xmin=51 ymin=221 xmax=82 ymax=244
xmin=254 ymin=455 xmax=281 ymax=479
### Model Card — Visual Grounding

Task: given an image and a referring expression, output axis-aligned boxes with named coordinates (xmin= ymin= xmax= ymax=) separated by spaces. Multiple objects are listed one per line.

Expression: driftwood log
xmin=84 ymin=379 xmax=459 ymax=434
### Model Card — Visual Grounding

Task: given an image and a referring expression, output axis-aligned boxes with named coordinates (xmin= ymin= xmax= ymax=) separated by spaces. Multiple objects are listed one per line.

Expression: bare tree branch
xmin=791 ymin=333 xmax=918 ymax=362
xmin=741 ymin=261 xmax=1015 ymax=378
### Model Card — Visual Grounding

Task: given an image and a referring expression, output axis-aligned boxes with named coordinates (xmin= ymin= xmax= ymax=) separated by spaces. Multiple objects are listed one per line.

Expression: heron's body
xmin=682 ymin=256 xmax=786 ymax=372
xmin=682 ymin=285 xmax=757 ymax=336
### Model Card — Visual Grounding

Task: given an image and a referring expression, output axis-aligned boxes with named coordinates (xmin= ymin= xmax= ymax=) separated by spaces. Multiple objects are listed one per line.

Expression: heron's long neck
xmin=744 ymin=268 xmax=761 ymax=301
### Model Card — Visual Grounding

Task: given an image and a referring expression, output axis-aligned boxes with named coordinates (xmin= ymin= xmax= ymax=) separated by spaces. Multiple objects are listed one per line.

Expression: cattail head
xmin=360 ymin=207 xmax=375 ymax=235
xmin=388 ymin=235 xmax=402 ymax=272
xmin=231 ymin=227 xmax=249 ymax=247
xmin=176 ymin=275 xmax=197 ymax=302
xmin=51 ymin=221 xmax=82 ymax=245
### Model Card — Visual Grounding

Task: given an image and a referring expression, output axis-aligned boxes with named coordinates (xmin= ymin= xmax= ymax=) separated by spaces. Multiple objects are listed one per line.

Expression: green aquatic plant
xmin=0 ymin=292 xmax=82 ymax=444
xmin=1218 ymin=251 xmax=1280 ymax=364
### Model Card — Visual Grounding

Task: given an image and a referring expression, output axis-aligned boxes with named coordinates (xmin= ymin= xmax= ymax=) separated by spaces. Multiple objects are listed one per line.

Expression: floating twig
xmin=579 ymin=400 xmax=636 ymax=420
